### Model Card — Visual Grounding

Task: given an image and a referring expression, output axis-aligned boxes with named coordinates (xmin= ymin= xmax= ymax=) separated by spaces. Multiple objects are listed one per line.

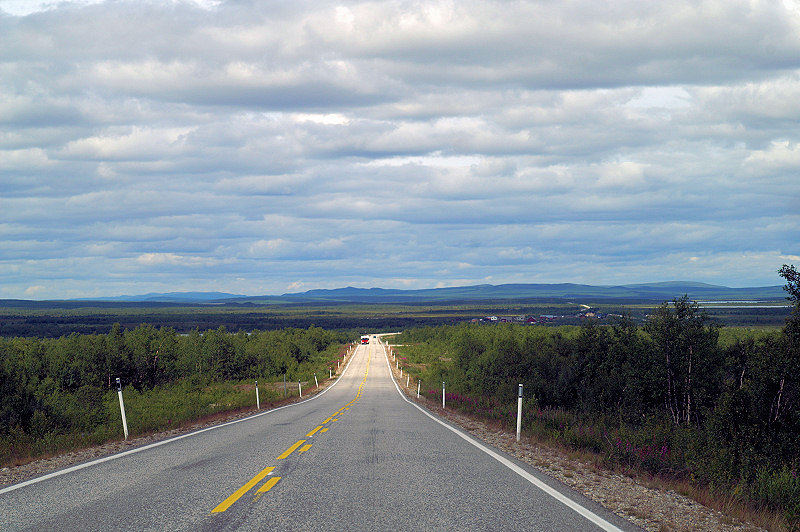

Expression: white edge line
xmin=380 ymin=342 xmax=625 ymax=532
xmin=0 ymin=344 xmax=362 ymax=495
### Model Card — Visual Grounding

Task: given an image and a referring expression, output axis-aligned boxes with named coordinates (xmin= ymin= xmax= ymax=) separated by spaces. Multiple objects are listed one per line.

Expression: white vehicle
xmin=360 ymin=335 xmax=370 ymax=344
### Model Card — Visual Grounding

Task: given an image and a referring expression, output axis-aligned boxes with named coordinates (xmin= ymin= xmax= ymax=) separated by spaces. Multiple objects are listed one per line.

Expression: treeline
xmin=393 ymin=269 xmax=800 ymax=524
xmin=0 ymin=325 xmax=350 ymax=465
xmin=0 ymin=310 xmax=457 ymax=339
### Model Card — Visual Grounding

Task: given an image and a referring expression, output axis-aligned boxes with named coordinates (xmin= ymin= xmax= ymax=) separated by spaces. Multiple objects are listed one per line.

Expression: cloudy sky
xmin=2 ymin=0 xmax=799 ymax=299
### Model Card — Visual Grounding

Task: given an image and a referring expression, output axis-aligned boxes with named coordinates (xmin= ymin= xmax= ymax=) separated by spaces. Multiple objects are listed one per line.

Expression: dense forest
xmin=391 ymin=266 xmax=800 ymax=525
xmin=0 ymin=325 xmax=350 ymax=464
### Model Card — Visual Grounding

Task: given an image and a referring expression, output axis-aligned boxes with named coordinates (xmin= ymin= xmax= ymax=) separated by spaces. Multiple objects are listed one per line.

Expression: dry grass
xmin=527 ymin=430 xmax=792 ymax=531
xmin=670 ymin=480 xmax=790 ymax=532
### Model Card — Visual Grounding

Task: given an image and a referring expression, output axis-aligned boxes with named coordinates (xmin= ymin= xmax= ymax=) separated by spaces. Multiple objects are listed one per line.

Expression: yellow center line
xmin=214 ymin=343 xmax=375 ymax=513
xmin=212 ymin=466 xmax=275 ymax=513
xmin=277 ymin=439 xmax=307 ymax=460
xmin=256 ymin=476 xmax=281 ymax=494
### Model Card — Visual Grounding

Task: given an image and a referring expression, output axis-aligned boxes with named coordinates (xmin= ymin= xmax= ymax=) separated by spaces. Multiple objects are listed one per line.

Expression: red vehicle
xmin=360 ymin=335 xmax=370 ymax=344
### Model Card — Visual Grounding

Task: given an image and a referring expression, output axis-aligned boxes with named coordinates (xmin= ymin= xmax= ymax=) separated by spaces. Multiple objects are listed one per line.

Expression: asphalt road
xmin=0 ymin=339 xmax=640 ymax=531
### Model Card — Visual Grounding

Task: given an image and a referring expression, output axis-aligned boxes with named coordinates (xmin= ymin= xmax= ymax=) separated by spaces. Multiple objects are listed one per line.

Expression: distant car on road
xmin=361 ymin=335 xmax=370 ymax=344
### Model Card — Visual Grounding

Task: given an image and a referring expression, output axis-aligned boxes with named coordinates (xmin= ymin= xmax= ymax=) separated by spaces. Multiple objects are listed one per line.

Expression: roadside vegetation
xmin=0 ymin=325 xmax=351 ymax=466
xmin=389 ymin=267 xmax=800 ymax=530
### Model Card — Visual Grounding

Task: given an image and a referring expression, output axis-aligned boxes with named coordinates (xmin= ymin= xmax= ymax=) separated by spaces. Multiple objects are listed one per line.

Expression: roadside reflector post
xmin=116 ymin=377 xmax=129 ymax=440
xmin=442 ymin=381 xmax=446 ymax=409
xmin=298 ymin=381 xmax=302 ymax=397
xmin=406 ymin=375 xmax=410 ymax=387
xmin=329 ymin=367 xmax=332 ymax=379
xmin=314 ymin=373 xmax=318 ymax=388
xmin=516 ymin=383 xmax=523 ymax=442
xmin=400 ymin=367 xmax=403 ymax=378
xmin=283 ymin=373 xmax=287 ymax=397
xmin=255 ymin=380 xmax=260 ymax=410
xmin=417 ymin=380 xmax=421 ymax=398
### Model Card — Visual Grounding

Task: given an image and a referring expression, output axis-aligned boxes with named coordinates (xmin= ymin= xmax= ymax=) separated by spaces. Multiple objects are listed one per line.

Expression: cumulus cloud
xmin=1 ymin=0 xmax=799 ymax=298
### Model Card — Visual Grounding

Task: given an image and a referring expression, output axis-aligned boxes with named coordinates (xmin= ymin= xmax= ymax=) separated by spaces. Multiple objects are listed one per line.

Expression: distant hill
xmin=4 ymin=282 xmax=785 ymax=306
xmin=74 ymin=291 xmax=245 ymax=303
xmin=268 ymin=282 xmax=786 ymax=304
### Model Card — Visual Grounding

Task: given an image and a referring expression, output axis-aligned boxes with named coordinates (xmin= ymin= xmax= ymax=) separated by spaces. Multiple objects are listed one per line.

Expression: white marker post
xmin=329 ymin=367 xmax=332 ymax=379
xmin=442 ymin=381 xmax=446 ymax=409
xmin=406 ymin=375 xmax=410 ymax=387
xmin=116 ymin=378 xmax=129 ymax=440
xmin=417 ymin=380 xmax=421 ymax=398
xmin=298 ymin=381 xmax=302 ymax=397
xmin=314 ymin=373 xmax=318 ymax=388
xmin=516 ymin=383 xmax=523 ymax=442
xmin=400 ymin=367 xmax=403 ymax=378
xmin=255 ymin=380 xmax=260 ymax=410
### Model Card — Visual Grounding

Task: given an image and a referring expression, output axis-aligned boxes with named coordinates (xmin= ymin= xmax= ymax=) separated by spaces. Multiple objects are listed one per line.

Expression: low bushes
xmin=0 ymin=325 xmax=350 ymax=465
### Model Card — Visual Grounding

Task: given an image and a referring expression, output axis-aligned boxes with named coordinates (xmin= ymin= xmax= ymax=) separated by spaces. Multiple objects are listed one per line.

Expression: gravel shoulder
xmin=386 ymin=360 xmax=765 ymax=532
xmin=419 ymin=401 xmax=761 ymax=532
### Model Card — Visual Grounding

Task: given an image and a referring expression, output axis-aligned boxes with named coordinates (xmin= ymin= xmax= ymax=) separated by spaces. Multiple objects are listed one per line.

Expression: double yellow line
xmin=212 ymin=467 xmax=279 ymax=513
xmin=211 ymin=344 xmax=372 ymax=514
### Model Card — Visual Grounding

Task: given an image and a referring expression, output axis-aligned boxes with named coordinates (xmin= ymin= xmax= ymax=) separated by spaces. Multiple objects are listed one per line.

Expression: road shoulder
xmin=385 ymin=351 xmax=763 ymax=532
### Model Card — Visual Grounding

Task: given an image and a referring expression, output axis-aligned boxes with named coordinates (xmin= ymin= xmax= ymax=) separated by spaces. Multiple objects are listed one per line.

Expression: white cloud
xmin=1 ymin=0 xmax=798 ymax=298
xmin=745 ymin=141 xmax=800 ymax=168
xmin=23 ymin=284 xmax=46 ymax=296
xmin=136 ymin=253 xmax=220 ymax=267
xmin=61 ymin=126 xmax=194 ymax=160
xmin=625 ymin=87 xmax=692 ymax=110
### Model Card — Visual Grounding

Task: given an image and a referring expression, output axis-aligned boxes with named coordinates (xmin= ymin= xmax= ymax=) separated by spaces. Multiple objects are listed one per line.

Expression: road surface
xmin=1 ymin=338 xmax=639 ymax=531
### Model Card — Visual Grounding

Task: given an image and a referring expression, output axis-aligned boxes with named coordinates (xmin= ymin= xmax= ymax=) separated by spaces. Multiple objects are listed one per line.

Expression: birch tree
xmin=645 ymin=295 xmax=721 ymax=426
